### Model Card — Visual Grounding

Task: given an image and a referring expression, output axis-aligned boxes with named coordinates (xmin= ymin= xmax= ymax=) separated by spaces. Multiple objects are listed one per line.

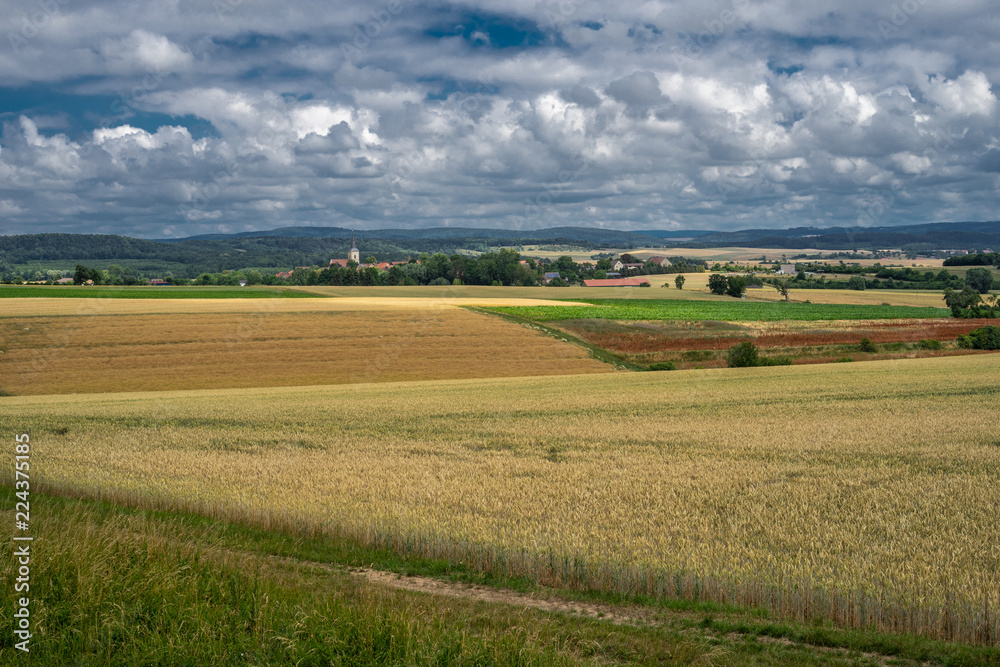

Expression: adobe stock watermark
xmin=714 ymin=143 xmax=777 ymax=203
xmin=855 ymin=127 xmax=961 ymax=226
xmin=387 ymin=73 xmax=498 ymax=191
xmin=340 ymin=0 xmax=410 ymax=62
xmin=517 ymin=155 xmax=592 ymax=226
xmin=177 ymin=124 xmax=276 ymax=219
xmin=13 ymin=433 xmax=33 ymax=653
xmin=8 ymin=0 xmax=71 ymax=55
xmin=877 ymin=0 xmax=931 ymax=40
xmin=541 ymin=0 xmax=581 ymax=27
xmin=668 ymin=0 xmax=750 ymax=71
xmin=78 ymin=45 xmax=191 ymax=159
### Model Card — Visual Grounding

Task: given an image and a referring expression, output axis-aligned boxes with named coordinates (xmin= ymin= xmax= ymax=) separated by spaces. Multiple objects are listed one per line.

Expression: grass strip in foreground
xmin=487 ymin=298 xmax=950 ymax=322
xmin=2 ymin=488 xmax=997 ymax=666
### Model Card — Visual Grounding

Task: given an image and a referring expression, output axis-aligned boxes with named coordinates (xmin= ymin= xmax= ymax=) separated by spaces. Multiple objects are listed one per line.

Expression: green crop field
xmin=487 ymin=298 xmax=950 ymax=322
xmin=0 ymin=285 xmax=319 ymax=299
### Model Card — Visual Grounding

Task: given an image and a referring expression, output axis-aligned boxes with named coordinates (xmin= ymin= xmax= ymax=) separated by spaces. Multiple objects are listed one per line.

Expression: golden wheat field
xmin=3 ymin=354 xmax=998 ymax=644
xmin=0 ymin=308 xmax=611 ymax=395
xmin=0 ymin=295 xmax=584 ymax=318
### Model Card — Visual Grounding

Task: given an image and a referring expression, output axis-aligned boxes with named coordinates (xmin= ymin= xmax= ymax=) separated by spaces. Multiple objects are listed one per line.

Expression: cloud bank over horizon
xmin=1 ymin=0 xmax=998 ymax=238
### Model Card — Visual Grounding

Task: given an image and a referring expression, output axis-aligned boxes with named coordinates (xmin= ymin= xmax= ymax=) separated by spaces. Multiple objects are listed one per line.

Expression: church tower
xmin=348 ymin=231 xmax=360 ymax=264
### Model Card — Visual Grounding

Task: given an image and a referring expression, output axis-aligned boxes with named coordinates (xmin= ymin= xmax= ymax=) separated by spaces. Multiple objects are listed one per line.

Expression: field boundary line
xmin=464 ymin=305 xmax=642 ymax=371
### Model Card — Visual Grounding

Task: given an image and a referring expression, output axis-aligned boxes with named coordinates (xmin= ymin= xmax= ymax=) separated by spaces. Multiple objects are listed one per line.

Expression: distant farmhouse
xmin=777 ymin=264 xmax=796 ymax=275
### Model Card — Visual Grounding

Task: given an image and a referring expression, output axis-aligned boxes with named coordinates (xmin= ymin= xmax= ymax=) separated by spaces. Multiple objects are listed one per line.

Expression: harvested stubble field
xmin=0 ymin=308 xmax=610 ymax=395
xmin=0 ymin=285 xmax=318 ymax=299
xmin=0 ymin=295 xmax=583 ymax=318
xmin=4 ymin=354 xmax=998 ymax=646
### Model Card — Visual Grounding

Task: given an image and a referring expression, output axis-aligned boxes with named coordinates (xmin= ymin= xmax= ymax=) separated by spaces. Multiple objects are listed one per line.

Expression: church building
xmin=330 ymin=231 xmax=361 ymax=268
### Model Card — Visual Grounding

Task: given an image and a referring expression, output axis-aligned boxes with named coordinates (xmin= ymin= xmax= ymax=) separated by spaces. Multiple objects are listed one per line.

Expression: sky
xmin=0 ymin=0 xmax=998 ymax=238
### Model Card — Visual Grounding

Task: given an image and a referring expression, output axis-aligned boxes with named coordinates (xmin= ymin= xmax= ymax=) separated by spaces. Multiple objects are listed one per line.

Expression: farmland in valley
xmin=3 ymin=289 xmax=999 ymax=664
xmin=3 ymin=354 xmax=999 ymax=648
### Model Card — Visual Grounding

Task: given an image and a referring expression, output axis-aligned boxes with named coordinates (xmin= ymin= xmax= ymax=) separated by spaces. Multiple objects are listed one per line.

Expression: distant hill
xmin=3 ymin=221 xmax=998 ymax=281
xmin=0 ymin=227 xmax=670 ymax=280
xmin=687 ymin=221 xmax=1000 ymax=250
xmin=639 ymin=230 xmax=715 ymax=239
xmin=158 ymin=225 xmax=670 ymax=246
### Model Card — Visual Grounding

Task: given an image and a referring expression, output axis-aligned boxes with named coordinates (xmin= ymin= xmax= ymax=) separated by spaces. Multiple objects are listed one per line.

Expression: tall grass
xmin=0 ymin=489 xmax=660 ymax=666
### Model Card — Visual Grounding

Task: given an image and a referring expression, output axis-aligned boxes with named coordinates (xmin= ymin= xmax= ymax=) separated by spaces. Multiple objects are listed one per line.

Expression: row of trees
xmin=264 ymin=252 xmax=706 ymax=287
xmin=73 ymin=264 xmax=145 ymax=285
xmin=943 ymin=252 xmax=1000 ymax=267
xmin=778 ymin=266 xmax=996 ymax=293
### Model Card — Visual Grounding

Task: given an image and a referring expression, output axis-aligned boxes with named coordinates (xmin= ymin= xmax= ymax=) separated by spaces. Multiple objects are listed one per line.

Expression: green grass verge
xmin=2 ymin=487 xmax=996 ymax=665
xmin=0 ymin=285 xmax=319 ymax=299
xmin=487 ymin=298 xmax=950 ymax=322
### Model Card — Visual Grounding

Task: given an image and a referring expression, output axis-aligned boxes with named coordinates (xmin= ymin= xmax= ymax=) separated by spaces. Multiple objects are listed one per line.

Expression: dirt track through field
xmin=352 ymin=566 xmax=896 ymax=665
xmin=357 ymin=568 xmax=648 ymax=625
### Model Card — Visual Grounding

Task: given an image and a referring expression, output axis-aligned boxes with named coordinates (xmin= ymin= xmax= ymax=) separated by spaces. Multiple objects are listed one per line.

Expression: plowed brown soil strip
xmin=562 ymin=318 xmax=995 ymax=353
xmin=0 ymin=310 xmax=611 ymax=395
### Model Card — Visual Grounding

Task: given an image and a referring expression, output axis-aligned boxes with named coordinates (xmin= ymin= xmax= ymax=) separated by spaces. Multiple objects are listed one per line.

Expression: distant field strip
xmin=748 ymin=288 xmax=953 ymax=308
xmin=0 ymin=285 xmax=318 ymax=299
xmin=3 ymin=355 xmax=998 ymax=645
xmin=489 ymin=299 xmax=950 ymax=322
xmin=0 ymin=309 xmax=610 ymax=395
xmin=0 ymin=296 xmax=588 ymax=317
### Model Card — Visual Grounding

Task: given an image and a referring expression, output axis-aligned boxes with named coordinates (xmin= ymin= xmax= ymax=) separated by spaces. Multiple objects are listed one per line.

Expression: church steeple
xmin=348 ymin=230 xmax=360 ymax=264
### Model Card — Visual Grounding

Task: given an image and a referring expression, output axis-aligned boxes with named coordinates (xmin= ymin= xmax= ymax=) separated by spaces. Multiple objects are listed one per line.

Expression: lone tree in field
xmin=674 ymin=275 xmax=685 ymax=289
xmin=769 ymin=279 xmax=790 ymax=301
xmin=847 ymin=275 xmax=866 ymax=291
xmin=725 ymin=275 xmax=748 ymax=298
xmin=965 ymin=267 xmax=994 ymax=294
xmin=943 ymin=286 xmax=997 ymax=318
xmin=708 ymin=274 xmax=728 ymax=295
